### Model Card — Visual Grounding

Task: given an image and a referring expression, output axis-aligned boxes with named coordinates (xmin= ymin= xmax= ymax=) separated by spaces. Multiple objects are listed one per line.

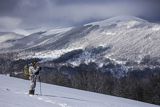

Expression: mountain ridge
xmin=0 ymin=16 xmax=160 ymax=64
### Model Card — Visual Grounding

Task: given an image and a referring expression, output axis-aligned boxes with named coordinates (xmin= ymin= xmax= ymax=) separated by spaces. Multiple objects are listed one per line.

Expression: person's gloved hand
xmin=35 ymin=70 xmax=39 ymax=75
xmin=39 ymin=67 xmax=42 ymax=71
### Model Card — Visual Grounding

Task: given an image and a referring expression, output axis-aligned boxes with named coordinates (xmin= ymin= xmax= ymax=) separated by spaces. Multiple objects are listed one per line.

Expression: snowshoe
xmin=29 ymin=90 xmax=35 ymax=95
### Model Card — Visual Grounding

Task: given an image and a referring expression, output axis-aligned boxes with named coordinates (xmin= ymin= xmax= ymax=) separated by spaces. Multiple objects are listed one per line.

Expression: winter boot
xmin=29 ymin=90 xmax=35 ymax=95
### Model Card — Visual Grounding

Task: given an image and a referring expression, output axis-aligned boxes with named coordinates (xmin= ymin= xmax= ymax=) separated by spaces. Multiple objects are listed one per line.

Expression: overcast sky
xmin=0 ymin=0 xmax=160 ymax=31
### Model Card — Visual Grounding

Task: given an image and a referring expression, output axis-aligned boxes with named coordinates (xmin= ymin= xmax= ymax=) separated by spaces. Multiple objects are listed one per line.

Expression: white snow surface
xmin=0 ymin=75 xmax=159 ymax=107
xmin=1 ymin=16 xmax=160 ymax=61
xmin=43 ymin=27 xmax=72 ymax=36
xmin=0 ymin=33 xmax=22 ymax=43
xmin=0 ymin=32 xmax=24 ymax=49
xmin=87 ymin=16 xmax=148 ymax=27
xmin=69 ymin=16 xmax=160 ymax=61
xmin=21 ymin=16 xmax=160 ymax=61
xmin=17 ymin=47 xmax=83 ymax=60
xmin=22 ymin=27 xmax=72 ymax=36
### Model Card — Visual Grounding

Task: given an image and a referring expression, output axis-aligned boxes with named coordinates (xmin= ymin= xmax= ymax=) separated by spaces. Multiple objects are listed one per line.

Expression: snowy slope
xmin=1 ymin=16 xmax=160 ymax=62
xmin=0 ymin=32 xmax=25 ymax=49
xmin=69 ymin=16 xmax=160 ymax=61
xmin=0 ymin=32 xmax=23 ymax=43
xmin=28 ymin=17 xmax=160 ymax=61
xmin=0 ymin=75 xmax=159 ymax=107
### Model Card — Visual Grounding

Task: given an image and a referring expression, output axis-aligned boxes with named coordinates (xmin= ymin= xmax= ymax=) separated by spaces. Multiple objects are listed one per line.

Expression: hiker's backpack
xmin=23 ymin=64 xmax=30 ymax=78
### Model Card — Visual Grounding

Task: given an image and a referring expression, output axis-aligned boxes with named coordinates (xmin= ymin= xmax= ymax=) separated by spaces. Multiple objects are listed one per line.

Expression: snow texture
xmin=1 ymin=16 xmax=160 ymax=62
xmin=0 ymin=32 xmax=22 ymax=43
xmin=0 ymin=75 xmax=159 ymax=107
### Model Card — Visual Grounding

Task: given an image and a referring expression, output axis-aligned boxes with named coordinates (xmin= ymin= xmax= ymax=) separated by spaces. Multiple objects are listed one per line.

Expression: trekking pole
xmin=39 ymin=76 xmax=42 ymax=96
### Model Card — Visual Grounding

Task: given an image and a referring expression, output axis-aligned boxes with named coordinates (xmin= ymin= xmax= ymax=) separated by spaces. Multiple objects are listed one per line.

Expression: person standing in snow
xmin=29 ymin=61 xmax=41 ymax=95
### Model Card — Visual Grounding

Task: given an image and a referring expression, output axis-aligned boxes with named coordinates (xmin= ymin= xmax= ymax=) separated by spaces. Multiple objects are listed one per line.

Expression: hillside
xmin=0 ymin=16 xmax=160 ymax=64
xmin=0 ymin=16 xmax=160 ymax=106
xmin=0 ymin=75 xmax=159 ymax=107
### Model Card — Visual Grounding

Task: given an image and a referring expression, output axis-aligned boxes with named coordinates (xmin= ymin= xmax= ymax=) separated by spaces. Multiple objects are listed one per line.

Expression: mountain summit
xmin=89 ymin=16 xmax=148 ymax=27
xmin=0 ymin=16 xmax=160 ymax=63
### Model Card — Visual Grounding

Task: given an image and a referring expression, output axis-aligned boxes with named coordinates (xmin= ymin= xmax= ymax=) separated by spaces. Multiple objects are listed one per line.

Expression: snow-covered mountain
xmin=0 ymin=32 xmax=25 ymax=49
xmin=0 ymin=75 xmax=159 ymax=107
xmin=0 ymin=32 xmax=24 ymax=43
xmin=1 ymin=16 xmax=160 ymax=64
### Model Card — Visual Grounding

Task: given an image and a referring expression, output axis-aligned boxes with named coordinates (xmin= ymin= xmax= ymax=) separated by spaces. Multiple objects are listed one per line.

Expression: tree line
xmin=0 ymin=54 xmax=160 ymax=105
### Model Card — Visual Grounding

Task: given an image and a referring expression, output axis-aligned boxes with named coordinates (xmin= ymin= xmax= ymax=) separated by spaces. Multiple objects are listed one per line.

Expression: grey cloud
xmin=53 ymin=0 xmax=115 ymax=5
xmin=0 ymin=0 xmax=20 ymax=16
xmin=0 ymin=0 xmax=160 ymax=31
xmin=0 ymin=16 xmax=22 ymax=31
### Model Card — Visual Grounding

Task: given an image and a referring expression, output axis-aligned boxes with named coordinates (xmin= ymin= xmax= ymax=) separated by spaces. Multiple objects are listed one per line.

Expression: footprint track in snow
xmin=37 ymin=96 xmax=71 ymax=107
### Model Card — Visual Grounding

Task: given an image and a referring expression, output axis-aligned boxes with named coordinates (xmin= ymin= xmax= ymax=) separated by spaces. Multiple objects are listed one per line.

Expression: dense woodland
xmin=0 ymin=53 xmax=160 ymax=105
